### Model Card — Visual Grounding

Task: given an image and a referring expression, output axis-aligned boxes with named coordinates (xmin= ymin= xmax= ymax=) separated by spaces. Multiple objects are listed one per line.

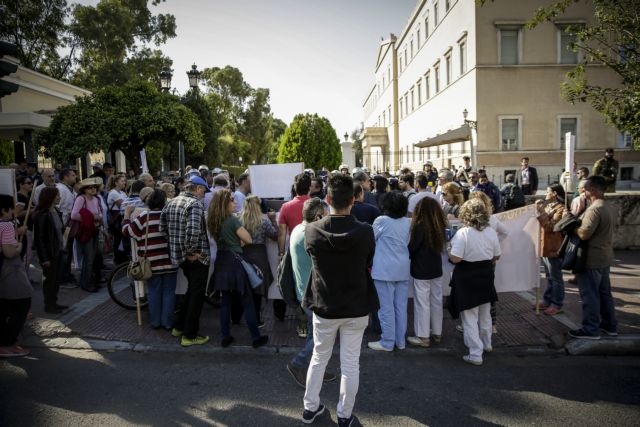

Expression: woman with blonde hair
xmin=160 ymin=183 xmax=176 ymax=200
xmin=238 ymin=195 xmax=278 ymax=326
xmin=448 ymin=199 xmax=501 ymax=365
xmin=469 ymin=191 xmax=508 ymax=241
xmin=208 ymin=189 xmax=268 ymax=348
xmin=442 ymin=182 xmax=464 ymax=219
xmin=407 ymin=197 xmax=448 ymax=347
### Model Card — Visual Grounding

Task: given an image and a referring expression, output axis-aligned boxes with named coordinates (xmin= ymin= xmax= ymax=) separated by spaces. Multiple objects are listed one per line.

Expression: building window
xmin=417 ymin=80 xmax=422 ymax=105
xmin=405 ymin=95 xmax=409 ymax=117
xmin=618 ymin=131 xmax=634 ymax=148
xmin=559 ymin=27 xmax=578 ymax=64
xmin=417 ymin=28 xmax=421 ymax=49
xmin=500 ymin=118 xmax=520 ymax=151
xmin=434 ymin=63 xmax=440 ymax=93
xmin=559 ymin=117 xmax=578 ymax=149
xmin=434 ymin=2 xmax=439 ymax=25
xmin=404 ymin=48 xmax=408 ymax=67
xmin=459 ymin=39 xmax=467 ymax=74
xmin=425 ymin=12 xmax=429 ymax=37
xmin=445 ymin=50 xmax=452 ymax=85
xmin=399 ymin=98 xmax=404 ymax=119
xmin=388 ymin=105 xmax=392 ymax=124
xmin=425 ymin=72 xmax=431 ymax=99
xmin=410 ymin=87 xmax=415 ymax=111
xmin=399 ymin=56 xmax=403 ymax=73
xmin=382 ymin=110 xmax=386 ymax=127
xmin=446 ymin=0 xmax=451 ymax=11
xmin=410 ymin=39 xmax=414 ymax=58
xmin=500 ymin=29 xmax=520 ymax=65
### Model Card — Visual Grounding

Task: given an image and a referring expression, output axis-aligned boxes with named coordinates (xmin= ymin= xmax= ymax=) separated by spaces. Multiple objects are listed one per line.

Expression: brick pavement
xmin=24 ymin=251 xmax=640 ymax=351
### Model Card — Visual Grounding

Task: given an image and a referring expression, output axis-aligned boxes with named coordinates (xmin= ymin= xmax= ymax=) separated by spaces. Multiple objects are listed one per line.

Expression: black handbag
xmin=560 ymin=234 xmax=588 ymax=273
xmin=276 ymin=248 xmax=299 ymax=308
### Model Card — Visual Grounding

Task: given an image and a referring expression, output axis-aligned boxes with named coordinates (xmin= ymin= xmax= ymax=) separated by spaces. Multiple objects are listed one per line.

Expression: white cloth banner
xmin=493 ymin=204 xmax=540 ymax=292
xmin=249 ymin=163 xmax=304 ymax=199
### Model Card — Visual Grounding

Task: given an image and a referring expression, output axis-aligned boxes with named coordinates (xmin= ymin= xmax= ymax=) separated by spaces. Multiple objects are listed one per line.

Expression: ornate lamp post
xmin=159 ymin=69 xmax=173 ymax=92
xmin=187 ymin=64 xmax=201 ymax=90
xmin=463 ymin=109 xmax=478 ymax=170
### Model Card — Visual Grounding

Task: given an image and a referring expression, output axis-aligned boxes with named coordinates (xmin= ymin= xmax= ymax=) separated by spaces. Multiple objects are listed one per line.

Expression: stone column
xmin=340 ymin=139 xmax=355 ymax=170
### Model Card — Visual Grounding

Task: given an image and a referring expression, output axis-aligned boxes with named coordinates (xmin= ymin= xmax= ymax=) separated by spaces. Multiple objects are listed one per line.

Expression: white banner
xmin=0 ymin=168 xmax=16 ymax=200
xmin=249 ymin=163 xmax=304 ymax=199
xmin=493 ymin=204 xmax=541 ymax=292
xmin=140 ymin=149 xmax=149 ymax=174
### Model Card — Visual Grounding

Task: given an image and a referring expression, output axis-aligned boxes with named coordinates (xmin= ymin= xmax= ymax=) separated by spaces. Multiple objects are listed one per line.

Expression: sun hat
xmin=78 ymin=177 xmax=103 ymax=191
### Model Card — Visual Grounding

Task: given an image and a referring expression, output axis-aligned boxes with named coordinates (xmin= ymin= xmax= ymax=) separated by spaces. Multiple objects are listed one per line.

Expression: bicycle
xmin=107 ymin=262 xmax=220 ymax=310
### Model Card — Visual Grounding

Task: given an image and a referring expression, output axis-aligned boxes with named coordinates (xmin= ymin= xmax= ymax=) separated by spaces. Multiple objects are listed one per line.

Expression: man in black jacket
xmin=518 ymin=157 xmax=539 ymax=195
xmin=301 ymin=174 xmax=378 ymax=427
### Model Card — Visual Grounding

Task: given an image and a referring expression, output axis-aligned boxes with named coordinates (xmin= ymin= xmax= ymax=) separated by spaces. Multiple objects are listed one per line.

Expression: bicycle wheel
xmin=107 ymin=262 xmax=148 ymax=310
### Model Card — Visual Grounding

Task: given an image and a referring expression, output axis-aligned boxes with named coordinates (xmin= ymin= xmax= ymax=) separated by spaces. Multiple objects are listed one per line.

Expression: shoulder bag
xmin=127 ymin=213 xmax=153 ymax=281
xmin=276 ymin=247 xmax=299 ymax=307
xmin=234 ymin=252 xmax=264 ymax=289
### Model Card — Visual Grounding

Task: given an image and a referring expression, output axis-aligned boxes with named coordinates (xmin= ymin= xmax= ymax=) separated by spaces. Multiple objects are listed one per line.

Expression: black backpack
xmin=503 ymin=184 xmax=525 ymax=210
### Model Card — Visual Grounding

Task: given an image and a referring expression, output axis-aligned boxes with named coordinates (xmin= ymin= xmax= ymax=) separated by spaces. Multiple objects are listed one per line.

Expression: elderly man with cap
xmin=160 ymin=174 xmax=211 ymax=347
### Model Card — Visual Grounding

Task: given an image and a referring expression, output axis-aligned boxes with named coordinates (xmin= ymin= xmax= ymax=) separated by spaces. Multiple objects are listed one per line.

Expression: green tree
xmin=480 ymin=0 xmax=640 ymax=145
xmin=267 ymin=118 xmax=288 ymax=163
xmin=277 ymin=113 xmax=341 ymax=171
xmin=0 ymin=0 xmax=73 ymax=79
xmin=35 ymin=80 xmax=204 ymax=167
xmin=242 ymin=88 xmax=274 ymax=164
xmin=350 ymin=127 xmax=363 ymax=167
xmin=69 ymin=0 xmax=176 ymax=88
xmin=0 ymin=140 xmax=15 ymax=165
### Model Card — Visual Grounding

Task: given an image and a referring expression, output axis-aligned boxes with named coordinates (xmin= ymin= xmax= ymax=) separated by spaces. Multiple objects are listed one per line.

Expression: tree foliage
xmin=277 ymin=114 xmax=341 ymax=171
xmin=350 ymin=127 xmax=364 ymax=167
xmin=480 ymin=0 xmax=640 ymax=145
xmin=35 ymin=80 xmax=204 ymax=167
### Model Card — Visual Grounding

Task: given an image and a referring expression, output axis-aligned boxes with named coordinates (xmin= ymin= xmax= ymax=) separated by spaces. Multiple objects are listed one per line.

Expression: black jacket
xmin=351 ymin=201 xmax=381 ymax=225
xmin=518 ymin=166 xmax=539 ymax=194
xmin=33 ymin=209 xmax=64 ymax=265
xmin=303 ymin=214 xmax=379 ymax=319
xmin=408 ymin=226 xmax=443 ymax=280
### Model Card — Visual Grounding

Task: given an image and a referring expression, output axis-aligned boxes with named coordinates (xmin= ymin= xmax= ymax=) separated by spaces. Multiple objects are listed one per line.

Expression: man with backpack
xmin=500 ymin=174 xmax=526 ymax=211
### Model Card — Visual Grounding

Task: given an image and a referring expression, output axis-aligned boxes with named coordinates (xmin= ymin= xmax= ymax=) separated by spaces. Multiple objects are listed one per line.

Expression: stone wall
xmin=525 ymin=192 xmax=640 ymax=250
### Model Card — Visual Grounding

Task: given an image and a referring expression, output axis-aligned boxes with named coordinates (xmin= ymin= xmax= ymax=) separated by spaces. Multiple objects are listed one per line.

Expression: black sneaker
xmin=257 ymin=320 xmax=265 ymax=329
xmin=252 ymin=335 xmax=269 ymax=348
xmin=286 ymin=363 xmax=306 ymax=388
xmin=221 ymin=336 xmax=234 ymax=348
xmin=568 ymin=329 xmax=600 ymax=340
xmin=338 ymin=414 xmax=360 ymax=427
xmin=599 ymin=328 xmax=618 ymax=337
xmin=302 ymin=404 xmax=325 ymax=424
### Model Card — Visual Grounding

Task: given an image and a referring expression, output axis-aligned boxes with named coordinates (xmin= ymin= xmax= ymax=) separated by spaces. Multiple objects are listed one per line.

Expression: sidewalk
xmin=23 ymin=251 xmax=640 ymax=353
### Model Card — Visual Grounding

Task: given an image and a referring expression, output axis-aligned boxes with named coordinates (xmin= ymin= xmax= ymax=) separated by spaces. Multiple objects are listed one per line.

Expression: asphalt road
xmin=1 ymin=347 xmax=639 ymax=426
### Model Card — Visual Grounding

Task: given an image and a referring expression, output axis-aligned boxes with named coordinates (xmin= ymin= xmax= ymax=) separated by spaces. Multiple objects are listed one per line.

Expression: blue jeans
xmin=78 ymin=235 xmax=99 ymax=289
xmin=576 ymin=267 xmax=617 ymax=335
xmin=291 ymin=307 xmax=314 ymax=368
xmin=374 ymin=280 xmax=409 ymax=350
xmin=220 ymin=291 xmax=260 ymax=341
xmin=146 ymin=272 xmax=177 ymax=329
xmin=542 ymin=257 xmax=565 ymax=308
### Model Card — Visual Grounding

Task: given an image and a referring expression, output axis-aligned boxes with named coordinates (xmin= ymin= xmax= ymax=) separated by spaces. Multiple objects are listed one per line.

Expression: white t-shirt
xmin=450 ymin=226 xmax=501 ymax=262
xmin=407 ymin=190 xmax=439 ymax=214
xmin=107 ymin=189 xmax=127 ymax=211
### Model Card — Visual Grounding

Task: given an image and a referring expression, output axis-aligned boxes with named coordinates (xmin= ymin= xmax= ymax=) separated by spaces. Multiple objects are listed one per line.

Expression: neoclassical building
xmin=361 ymin=0 xmax=639 ymax=186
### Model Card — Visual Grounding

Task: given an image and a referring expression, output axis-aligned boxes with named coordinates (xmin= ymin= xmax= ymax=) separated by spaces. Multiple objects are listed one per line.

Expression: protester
xmin=90 ymin=162 xmax=106 ymax=184
xmin=32 ymin=168 xmax=56 ymax=205
xmin=138 ymin=172 xmax=155 ymax=188
xmin=535 ymin=184 xmax=567 ymax=316
xmin=26 ymin=162 xmax=42 ymax=186
xmin=208 ymin=189 xmax=268 ymax=348
xmin=56 ymin=168 xmax=77 ymax=226
xmin=469 ymin=191 xmax=509 ymax=242
xmin=32 ymin=187 xmax=67 ymax=314
xmin=107 ymin=174 xmax=128 ymax=264
xmin=352 ymin=170 xmax=377 ymax=206
xmin=593 ymin=148 xmax=618 ymax=193
xmin=309 ymin=178 xmax=325 ymax=200
xmin=233 ymin=173 xmax=251 ymax=213
xmin=574 ymin=167 xmax=589 ymax=197
xmin=285 ymin=197 xmax=337 ymax=387
xmin=442 ymin=182 xmax=464 ymax=219
xmin=448 ymin=199 xmax=501 ymax=366
xmin=204 ymin=175 xmax=228 ymax=211
xmin=14 ymin=176 xmax=32 ymax=262
xmin=0 ymin=194 xmax=33 ymax=358
xmin=367 ymin=191 xmax=410 ymax=352
xmin=455 ymin=156 xmax=473 ymax=187
xmin=407 ymin=197 xmax=447 ymax=347
xmin=422 ymin=162 xmax=438 ymax=187
xmin=399 ymin=173 xmax=417 ymax=200
xmin=569 ymin=176 xmax=618 ymax=339
xmin=500 ymin=174 xmax=526 ymax=211
xmin=408 ymin=173 xmax=439 ymax=216
xmin=120 ymin=180 xmax=146 ymax=215
xmin=435 ymin=169 xmax=457 ymax=207
xmin=276 ymin=173 xmax=312 ymax=321
xmin=71 ymin=178 xmax=105 ymax=293
xmin=238 ymin=195 xmax=278 ymax=327
xmin=160 ymin=182 xmax=176 ymax=200
xmin=518 ymin=157 xmax=539 ymax=195
xmin=160 ymin=175 xmax=211 ymax=347
xmin=473 ymin=173 xmax=502 ymax=213
xmin=350 ymin=183 xmax=380 ymax=225
xmin=302 ymin=174 xmax=378 ymax=426
xmin=123 ymin=190 xmax=177 ymax=330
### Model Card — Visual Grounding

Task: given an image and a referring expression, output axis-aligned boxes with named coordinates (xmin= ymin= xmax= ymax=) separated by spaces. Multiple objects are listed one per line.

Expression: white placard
xmin=0 ymin=168 xmax=16 ymax=200
xmin=140 ymin=149 xmax=149 ymax=174
xmin=249 ymin=163 xmax=304 ymax=199
xmin=564 ymin=132 xmax=576 ymax=195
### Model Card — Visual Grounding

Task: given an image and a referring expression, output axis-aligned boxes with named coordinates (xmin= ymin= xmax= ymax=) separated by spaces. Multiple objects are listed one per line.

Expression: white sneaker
xmin=484 ymin=347 xmax=493 ymax=353
xmin=407 ymin=336 xmax=430 ymax=347
xmin=462 ymin=355 xmax=483 ymax=366
xmin=456 ymin=324 xmax=464 ymax=333
xmin=367 ymin=341 xmax=393 ymax=352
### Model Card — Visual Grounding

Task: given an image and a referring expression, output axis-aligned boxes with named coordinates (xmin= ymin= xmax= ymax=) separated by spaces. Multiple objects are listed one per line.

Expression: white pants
xmin=460 ymin=302 xmax=492 ymax=362
xmin=412 ymin=276 xmax=443 ymax=337
xmin=304 ymin=313 xmax=369 ymax=419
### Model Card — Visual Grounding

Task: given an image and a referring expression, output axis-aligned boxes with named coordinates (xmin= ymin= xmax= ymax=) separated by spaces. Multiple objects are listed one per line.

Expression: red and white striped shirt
xmin=122 ymin=210 xmax=178 ymax=274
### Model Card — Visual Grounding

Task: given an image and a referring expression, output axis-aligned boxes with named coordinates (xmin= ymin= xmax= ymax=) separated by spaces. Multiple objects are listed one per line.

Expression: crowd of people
xmin=0 ymin=153 xmax=618 ymax=426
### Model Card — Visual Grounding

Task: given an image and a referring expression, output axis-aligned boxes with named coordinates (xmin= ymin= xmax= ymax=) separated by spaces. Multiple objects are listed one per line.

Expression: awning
xmin=414 ymin=124 xmax=471 ymax=148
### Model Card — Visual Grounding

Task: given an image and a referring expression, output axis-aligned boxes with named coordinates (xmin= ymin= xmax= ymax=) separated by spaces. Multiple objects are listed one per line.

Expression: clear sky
xmin=83 ymin=0 xmax=417 ymax=139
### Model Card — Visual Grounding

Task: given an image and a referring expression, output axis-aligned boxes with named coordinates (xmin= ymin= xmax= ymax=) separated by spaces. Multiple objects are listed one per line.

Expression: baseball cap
xmin=188 ymin=175 xmax=211 ymax=192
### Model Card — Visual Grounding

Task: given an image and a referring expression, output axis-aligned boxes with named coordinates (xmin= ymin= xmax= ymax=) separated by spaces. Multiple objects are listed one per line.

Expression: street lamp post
xmin=160 ymin=64 xmax=201 ymax=174
xmin=463 ymin=109 xmax=478 ymax=170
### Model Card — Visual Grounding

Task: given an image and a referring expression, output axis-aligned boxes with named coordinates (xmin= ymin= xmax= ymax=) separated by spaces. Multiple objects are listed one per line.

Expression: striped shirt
xmin=122 ymin=211 xmax=178 ymax=274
